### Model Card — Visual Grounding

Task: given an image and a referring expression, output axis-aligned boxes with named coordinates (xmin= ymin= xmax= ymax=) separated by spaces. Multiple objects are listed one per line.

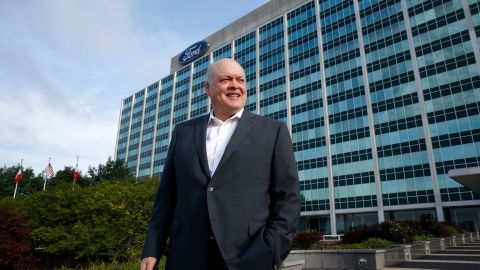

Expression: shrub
xmin=342 ymin=224 xmax=379 ymax=244
xmin=411 ymin=220 xmax=462 ymax=237
xmin=360 ymin=238 xmax=392 ymax=249
xmin=414 ymin=234 xmax=433 ymax=241
xmin=377 ymin=221 xmax=414 ymax=243
xmin=323 ymin=238 xmax=391 ymax=250
xmin=0 ymin=205 xmax=39 ymax=269
xmin=12 ymin=179 xmax=160 ymax=261
xmin=442 ymin=224 xmax=461 ymax=236
xmin=444 ymin=221 xmax=464 ymax=235
xmin=292 ymin=230 xmax=323 ymax=250
xmin=343 ymin=221 xmax=413 ymax=244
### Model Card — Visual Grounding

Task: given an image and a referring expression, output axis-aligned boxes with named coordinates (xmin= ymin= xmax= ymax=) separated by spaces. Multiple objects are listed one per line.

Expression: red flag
xmin=15 ymin=165 xmax=23 ymax=184
xmin=73 ymin=164 xmax=79 ymax=183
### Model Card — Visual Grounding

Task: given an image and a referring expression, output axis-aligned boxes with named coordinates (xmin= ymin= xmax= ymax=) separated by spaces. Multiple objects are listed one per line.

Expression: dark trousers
xmin=206 ymin=237 xmax=229 ymax=270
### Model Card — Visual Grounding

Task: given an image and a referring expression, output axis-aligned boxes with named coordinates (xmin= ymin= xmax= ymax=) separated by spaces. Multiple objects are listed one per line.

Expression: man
xmin=141 ymin=58 xmax=300 ymax=270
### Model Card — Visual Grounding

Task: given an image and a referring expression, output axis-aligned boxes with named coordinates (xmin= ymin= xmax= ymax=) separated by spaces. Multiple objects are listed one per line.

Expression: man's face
xmin=205 ymin=59 xmax=247 ymax=120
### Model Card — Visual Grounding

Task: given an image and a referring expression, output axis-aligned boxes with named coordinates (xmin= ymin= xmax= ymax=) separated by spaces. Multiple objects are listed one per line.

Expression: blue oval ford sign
xmin=179 ymin=41 xmax=209 ymax=65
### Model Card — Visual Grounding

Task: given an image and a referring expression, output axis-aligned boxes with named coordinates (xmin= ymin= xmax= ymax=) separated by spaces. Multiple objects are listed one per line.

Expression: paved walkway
xmin=385 ymin=240 xmax=480 ymax=270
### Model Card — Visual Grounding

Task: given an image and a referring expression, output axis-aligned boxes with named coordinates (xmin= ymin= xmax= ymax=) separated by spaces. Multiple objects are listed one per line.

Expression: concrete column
xmin=400 ymin=0 xmax=444 ymax=221
xmin=283 ymin=14 xmax=293 ymax=133
xmin=150 ymin=80 xmax=162 ymax=177
xmin=352 ymin=0 xmax=385 ymax=223
xmin=314 ymin=0 xmax=337 ymax=234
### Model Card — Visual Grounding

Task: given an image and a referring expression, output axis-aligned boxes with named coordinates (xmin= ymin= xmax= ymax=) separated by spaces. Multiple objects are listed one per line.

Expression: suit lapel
xmin=214 ymin=110 xmax=257 ymax=174
xmin=194 ymin=115 xmax=211 ymax=178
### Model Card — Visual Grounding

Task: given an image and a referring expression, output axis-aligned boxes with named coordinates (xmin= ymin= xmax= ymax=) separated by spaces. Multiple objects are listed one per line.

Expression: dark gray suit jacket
xmin=142 ymin=110 xmax=300 ymax=270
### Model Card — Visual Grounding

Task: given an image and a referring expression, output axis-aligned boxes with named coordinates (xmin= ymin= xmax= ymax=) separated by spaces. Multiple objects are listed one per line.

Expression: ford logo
xmin=179 ymin=41 xmax=210 ymax=65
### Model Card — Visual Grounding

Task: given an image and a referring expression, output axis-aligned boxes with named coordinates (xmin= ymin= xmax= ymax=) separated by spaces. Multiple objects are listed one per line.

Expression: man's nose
xmin=230 ymin=79 xmax=241 ymax=88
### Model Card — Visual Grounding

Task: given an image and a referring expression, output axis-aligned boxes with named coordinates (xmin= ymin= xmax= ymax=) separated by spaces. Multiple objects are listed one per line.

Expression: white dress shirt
xmin=206 ymin=109 xmax=244 ymax=175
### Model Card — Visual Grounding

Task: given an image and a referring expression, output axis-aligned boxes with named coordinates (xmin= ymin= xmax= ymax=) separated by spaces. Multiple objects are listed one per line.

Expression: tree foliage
xmin=292 ymin=230 xmax=323 ymax=250
xmin=0 ymin=157 xmax=133 ymax=200
xmin=2 ymin=179 xmax=159 ymax=261
xmin=342 ymin=220 xmax=463 ymax=244
xmin=0 ymin=165 xmax=44 ymax=198
xmin=48 ymin=166 xmax=87 ymax=187
xmin=87 ymin=157 xmax=132 ymax=183
xmin=0 ymin=205 xmax=39 ymax=269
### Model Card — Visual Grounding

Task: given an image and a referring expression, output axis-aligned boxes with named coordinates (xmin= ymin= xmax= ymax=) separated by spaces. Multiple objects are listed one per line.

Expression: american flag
xmin=43 ymin=163 xmax=54 ymax=178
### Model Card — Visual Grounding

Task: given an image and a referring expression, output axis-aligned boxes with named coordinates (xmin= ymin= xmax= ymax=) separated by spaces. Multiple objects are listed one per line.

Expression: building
xmin=115 ymin=0 xmax=480 ymax=234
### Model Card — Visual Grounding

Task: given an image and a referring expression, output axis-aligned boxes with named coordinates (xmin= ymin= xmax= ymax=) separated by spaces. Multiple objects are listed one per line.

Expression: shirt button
xmin=208 ymin=186 xmax=214 ymax=192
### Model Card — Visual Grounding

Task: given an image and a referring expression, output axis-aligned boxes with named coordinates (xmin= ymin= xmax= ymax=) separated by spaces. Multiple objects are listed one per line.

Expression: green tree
xmin=0 ymin=165 xmax=44 ymax=198
xmin=88 ymin=157 xmax=132 ymax=183
xmin=7 ymin=179 xmax=159 ymax=261
xmin=48 ymin=166 xmax=90 ymax=188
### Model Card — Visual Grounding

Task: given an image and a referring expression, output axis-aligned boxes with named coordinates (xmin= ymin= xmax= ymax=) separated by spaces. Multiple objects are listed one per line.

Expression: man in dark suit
xmin=141 ymin=58 xmax=300 ymax=270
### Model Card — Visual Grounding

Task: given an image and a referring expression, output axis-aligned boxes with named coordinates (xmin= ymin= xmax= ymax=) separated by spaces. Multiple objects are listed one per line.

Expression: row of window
xmin=360 ymin=0 xmax=399 ymax=17
xmin=408 ymin=0 xmax=453 ymax=17
xmin=441 ymin=187 xmax=480 ymax=201
xmin=380 ymin=163 xmax=431 ymax=181
xmin=333 ymin=171 xmax=375 ymax=187
xmin=302 ymin=199 xmax=330 ymax=212
xmin=329 ymin=105 xmax=367 ymax=124
xmin=412 ymin=9 xmax=464 ymax=37
xmin=372 ymin=92 xmax=418 ymax=113
xmin=423 ymin=76 xmax=479 ymax=101
xmin=436 ymin=157 xmax=480 ymax=174
xmin=427 ymin=102 xmax=479 ymax=124
xmin=326 ymin=66 xmax=362 ymax=86
xmin=292 ymin=118 xmax=324 ymax=133
xmin=300 ymin=177 xmax=329 ymax=190
xmin=335 ymin=195 xmax=377 ymax=209
xmin=431 ymin=129 xmax=480 ymax=149
xmin=383 ymin=190 xmax=435 ymax=206
xmin=331 ymin=126 xmax=370 ymax=144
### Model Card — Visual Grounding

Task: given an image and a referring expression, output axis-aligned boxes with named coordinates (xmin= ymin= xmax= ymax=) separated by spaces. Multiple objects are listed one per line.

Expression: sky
xmin=0 ymin=0 xmax=269 ymax=175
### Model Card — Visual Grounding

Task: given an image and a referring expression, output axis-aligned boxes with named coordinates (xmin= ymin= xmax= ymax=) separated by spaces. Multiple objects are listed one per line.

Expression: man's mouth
xmin=226 ymin=93 xmax=241 ymax=97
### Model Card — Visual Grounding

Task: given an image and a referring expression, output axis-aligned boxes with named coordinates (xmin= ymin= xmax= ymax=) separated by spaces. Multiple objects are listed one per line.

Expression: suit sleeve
xmin=142 ymin=128 xmax=178 ymax=259
xmin=264 ymin=123 xmax=301 ymax=267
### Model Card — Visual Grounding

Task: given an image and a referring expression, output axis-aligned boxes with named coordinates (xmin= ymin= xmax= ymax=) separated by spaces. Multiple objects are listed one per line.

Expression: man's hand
xmin=140 ymin=257 xmax=157 ymax=270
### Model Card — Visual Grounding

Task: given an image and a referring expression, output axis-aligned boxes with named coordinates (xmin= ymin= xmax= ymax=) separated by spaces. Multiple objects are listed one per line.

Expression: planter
xmin=410 ymin=241 xmax=430 ymax=259
xmin=384 ymin=245 xmax=409 ymax=267
xmin=428 ymin=238 xmax=445 ymax=253
xmin=288 ymin=249 xmax=387 ymax=270
xmin=467 ymin=232 xmax=474 ymax=242
xmin=446 ymin=236 xmax=457 ymax=247
xmin=287 ymin=234 xmax=466 ymax=270
xmin=278 ymin=258 xmax=305 ymax=270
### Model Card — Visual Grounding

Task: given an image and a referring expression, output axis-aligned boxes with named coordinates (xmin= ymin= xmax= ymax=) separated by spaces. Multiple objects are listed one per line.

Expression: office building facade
xmin=115 ymin=0 xmax=480 ymax=234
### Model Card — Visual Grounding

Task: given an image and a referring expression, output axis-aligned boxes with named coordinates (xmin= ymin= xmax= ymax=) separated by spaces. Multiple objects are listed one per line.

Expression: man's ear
xmin=205 ymin=82 xmax=211 ymax=97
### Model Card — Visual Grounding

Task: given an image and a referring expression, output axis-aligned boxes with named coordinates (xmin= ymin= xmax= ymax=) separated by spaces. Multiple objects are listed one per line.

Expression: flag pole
xmin=43 ymin=157 xmax=50 ymax=191
xmin=13 ymin=183 xmax=18 ymax=199
xmin=13 ymin=158 xmax=23 ymax=199
xmin=73 ymin=156 xmax=79 ymax=188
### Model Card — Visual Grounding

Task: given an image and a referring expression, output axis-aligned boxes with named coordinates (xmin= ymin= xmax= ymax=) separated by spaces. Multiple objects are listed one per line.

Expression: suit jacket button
xmin=207 ymin=186 xmax=214 ymax=192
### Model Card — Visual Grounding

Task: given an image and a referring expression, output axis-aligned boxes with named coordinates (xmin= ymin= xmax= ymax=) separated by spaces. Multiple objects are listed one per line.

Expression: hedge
xmin=0 ymin=179 xmax=159 ymax=262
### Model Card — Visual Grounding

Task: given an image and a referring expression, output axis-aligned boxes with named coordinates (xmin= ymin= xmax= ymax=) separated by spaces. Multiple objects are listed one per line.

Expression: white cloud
xmin=0 ymin=0 xmax=268 ymax=174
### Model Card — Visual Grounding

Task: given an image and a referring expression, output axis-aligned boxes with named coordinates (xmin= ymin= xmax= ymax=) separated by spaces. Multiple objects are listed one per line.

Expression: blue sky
xmin=0 ymin=0 xmax=268 ymax=175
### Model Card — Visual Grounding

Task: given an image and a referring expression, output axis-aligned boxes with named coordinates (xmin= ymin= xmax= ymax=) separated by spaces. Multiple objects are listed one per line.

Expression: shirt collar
xmin=209 ymin=108 xmax=244 ymax=124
